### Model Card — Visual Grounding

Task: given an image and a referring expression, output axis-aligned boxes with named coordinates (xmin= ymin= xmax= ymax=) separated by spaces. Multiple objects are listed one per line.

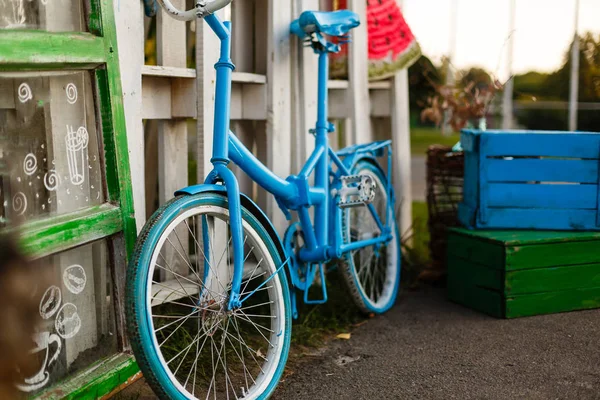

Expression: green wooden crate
xmin=447 ymin=228 xmax=600 ymax=318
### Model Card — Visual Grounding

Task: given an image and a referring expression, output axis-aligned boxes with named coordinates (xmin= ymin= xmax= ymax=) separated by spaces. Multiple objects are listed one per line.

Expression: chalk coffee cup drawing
xmin=16 ymin=332 xmax=62 ymax=393
xmin=65 ymin=125 xmax=89 ymax=186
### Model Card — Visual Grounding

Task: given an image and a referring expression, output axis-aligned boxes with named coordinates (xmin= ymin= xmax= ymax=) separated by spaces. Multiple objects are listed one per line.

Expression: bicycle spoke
xmin=239 ymin=300 xmax=274 ymax=312
xmin=154 ymin=310 xmax=198 ymax=333
xmin=154 ymin=263 xmax=219 ymax=300
xmin=234 ymin=310 xmax=275 ymax=350
xmin=157 ymin=253 xmax=201 ymax=304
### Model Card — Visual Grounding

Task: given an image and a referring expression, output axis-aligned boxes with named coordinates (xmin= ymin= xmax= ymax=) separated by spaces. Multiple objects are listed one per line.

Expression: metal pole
xmin=569 ymin=0 xmax=580 ymax=131
xmin=502 ymin=0 xmax=516 ymax=130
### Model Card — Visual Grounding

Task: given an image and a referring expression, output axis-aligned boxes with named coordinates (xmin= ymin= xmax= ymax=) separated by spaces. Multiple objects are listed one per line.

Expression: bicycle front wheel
xmin=126 ymin=193 xmax=291 ymax=400
xmin=340 ymin=160 xmax=401 ymax=314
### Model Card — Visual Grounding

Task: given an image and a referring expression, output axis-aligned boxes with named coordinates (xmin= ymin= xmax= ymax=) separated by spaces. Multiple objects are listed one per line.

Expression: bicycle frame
xmin=198 ymin=14 xmax=391 ymax=310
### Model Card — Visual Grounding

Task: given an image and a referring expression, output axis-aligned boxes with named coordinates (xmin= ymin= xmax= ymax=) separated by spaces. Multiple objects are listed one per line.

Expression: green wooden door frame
xmin=0 ymin=0 xmax=140 ymax=397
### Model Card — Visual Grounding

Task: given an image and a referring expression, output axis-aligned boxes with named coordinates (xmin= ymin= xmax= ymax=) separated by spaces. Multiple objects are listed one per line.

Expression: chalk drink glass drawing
xmin=126 ymin=1 xmax=401 ymax=398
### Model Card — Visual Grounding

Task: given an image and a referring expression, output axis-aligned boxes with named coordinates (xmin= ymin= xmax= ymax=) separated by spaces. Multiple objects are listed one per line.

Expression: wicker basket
xmin=421 ymin=145 xmax=464 ymax=282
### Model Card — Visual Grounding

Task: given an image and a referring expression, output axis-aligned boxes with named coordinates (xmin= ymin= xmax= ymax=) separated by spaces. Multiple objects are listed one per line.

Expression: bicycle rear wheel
xmin=126 ymin=193 xmax=291 ymax=399
xmin=340 ymin=160 xmax=401 ymax=314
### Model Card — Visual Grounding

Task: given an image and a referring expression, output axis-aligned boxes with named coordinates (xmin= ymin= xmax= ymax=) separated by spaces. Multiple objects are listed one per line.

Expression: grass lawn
xmin=411 ymin=126 xmax=460 ymax=156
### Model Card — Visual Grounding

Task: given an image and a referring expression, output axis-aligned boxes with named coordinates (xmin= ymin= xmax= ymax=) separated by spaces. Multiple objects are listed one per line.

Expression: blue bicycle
xmin=126 ymin=1 xmax=401 ymax=398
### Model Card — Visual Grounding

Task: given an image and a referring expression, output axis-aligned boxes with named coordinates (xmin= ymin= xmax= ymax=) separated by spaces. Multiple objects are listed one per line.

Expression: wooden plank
xmin=35 ymin=353 xmax=140 ymax=400
xmin=328 ymin=79 xmax=349 ymax=89
xmin=449 ymin=227 xmax=600 ymax=245
xmin=506 ymin=262 xmax=600 ymax=295
xmin=480 ymin=208 xmax=598 ymax=231
xmin=391 ymin=70 xmax=412 ymax=241
xmin=16 ymin=204 xmax=122 ymax=259
xmin=487 ymin=183 xmax=597 ymax=210
xmin=485 ymin=158 xmax=598 ymax=184
xmin=447 ymin=256 xmax=504 ymax=291
xmin=232 ymin=72 xmax=267 ymax=84
xmin=266 ymin=0 xmax=292 ymax=233
xmin=114 ymin=0 xmax=146 ymax=231
xmin=157 ymin=0 xmax=188 ymax=203
xmin=370 ymin=88 xmax=391 ymax=117
xmin=0 ymin=31 xmax=105 ymax=70
xmin=172 ymin=77 xmax=197 ymax=118
xmin=480 ymin=132 xmax=600 ymax=158
xmin=369 ymin=80 xmax=392 ymax=89
xmin=292 ymin=0 xmax=319 ymax=174
xmin=142 ymin=76 xmax=173 ymax=119
xmin=347 ymin=0 xmax=372 ymax=144
xmin=328 ymin=87 xmax=349 ymax=119
xmin=141 ymin=65 xmax=196 ymax=78
xmin=462 ymin=136 xmax=480 ymax=208
xmin=241 ymin=83 xmax=268 ymax=120
xmin=447 ymin=279 xmax=503 ymax=318
xmin=447 ymin=231 xmax=506 ymax=270
xmin=196 ymin=7 xmax=220 ymax=181
xmin=506 ymin=240 xmax=600 ymax=270
xmin=506 ymin=287 xmax=600 ymax=318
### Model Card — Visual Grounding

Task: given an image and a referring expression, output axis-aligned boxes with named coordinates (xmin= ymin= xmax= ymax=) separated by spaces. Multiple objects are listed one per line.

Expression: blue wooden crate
xmin=458 ymin=129 xmax=600 ymax=231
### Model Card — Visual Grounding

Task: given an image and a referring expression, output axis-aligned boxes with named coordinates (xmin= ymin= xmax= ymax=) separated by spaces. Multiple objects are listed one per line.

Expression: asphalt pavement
xmin=117 ymin=287 xmax=600 ymax=400
xmin=274 ymin=287 xmax=600 ymax=400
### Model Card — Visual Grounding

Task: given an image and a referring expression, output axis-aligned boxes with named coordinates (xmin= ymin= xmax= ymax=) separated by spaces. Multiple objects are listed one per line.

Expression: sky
xmin=402 ymin=0 xmax=600 ymax=80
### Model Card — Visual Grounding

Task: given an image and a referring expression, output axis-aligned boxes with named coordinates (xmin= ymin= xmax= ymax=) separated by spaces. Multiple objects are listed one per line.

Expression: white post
xmin=392 ymin=0 xmax=413 ymax=241
xmin=502 ymin=0 xmax=516 ymax=130
xmin=291 ymin=0 xmax=319 ymax=173
xmin=348 ymin=0 xmax=372 ymax=145
xmin=266 ymin=0 xmax=293 ymax=233
xmin=442 ymin=0 xmax=458 ymax=135
xmin=569 ymin=0 xmax=580 ymax=131
xmin=196 ymin=11 xmax=221 ymax=181
xmin=114 ymin=0 xmax=145 ymax=231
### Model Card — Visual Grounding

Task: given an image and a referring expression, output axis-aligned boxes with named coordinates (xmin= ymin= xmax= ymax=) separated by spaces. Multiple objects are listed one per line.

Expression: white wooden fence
xmin=114 ymin=0 xmax=413 ymax=239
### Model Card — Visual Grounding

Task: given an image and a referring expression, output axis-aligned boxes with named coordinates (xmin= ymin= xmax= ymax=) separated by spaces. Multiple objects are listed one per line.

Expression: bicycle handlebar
xmin=156 ymin=0 xmax=232 ymax=21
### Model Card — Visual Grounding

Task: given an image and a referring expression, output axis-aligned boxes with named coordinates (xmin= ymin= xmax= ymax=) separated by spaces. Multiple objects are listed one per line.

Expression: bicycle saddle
xmin=290 ymin=10 xmax=360 ymax=38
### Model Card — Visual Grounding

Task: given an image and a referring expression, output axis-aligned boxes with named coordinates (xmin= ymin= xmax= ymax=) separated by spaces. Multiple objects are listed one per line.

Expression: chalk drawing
xmin=65 ymin=125 xmax=89 ymax=185
xmin=15 ymin=332 xmax=62 ymax=393
xmin=23 ymin=153 xmax=37 ymax=176
xmin=63 ymin=265 xmax=86 ymax=295
xmin=43 ymin=169 xmax=60 ymax=191
xmin=65 ymin=83 xmax=78 ymax=104
xmin=55 ymin=303 xmax=81 ymax=339
xmin=39 ymin=286 xmax=61 ymax=320
xmin=18 ymin=83 xmax=32 ymax=103
xmin=12 ymin=192 xmax=27 ymax=216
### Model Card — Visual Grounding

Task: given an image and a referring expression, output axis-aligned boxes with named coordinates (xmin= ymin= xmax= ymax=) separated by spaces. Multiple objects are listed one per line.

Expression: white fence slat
xmin=347 ymin=0 xmax=372 ymax=145
xmin=115 ymin=0 xmax=145 ymax=230
xmin=391 ymin=70 xmax=413 ymax=240
xmin=266 ymin=0 xmax=293 ymax=233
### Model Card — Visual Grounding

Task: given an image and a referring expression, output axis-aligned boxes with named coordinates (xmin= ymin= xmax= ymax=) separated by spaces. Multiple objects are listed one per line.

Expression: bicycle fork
xmin=202 ymin=16 xmax=245 ymax=310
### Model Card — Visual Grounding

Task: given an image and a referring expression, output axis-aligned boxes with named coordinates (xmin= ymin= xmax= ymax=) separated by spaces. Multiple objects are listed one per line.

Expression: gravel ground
xmin=117 ymin=287 xmax=600 ymax=399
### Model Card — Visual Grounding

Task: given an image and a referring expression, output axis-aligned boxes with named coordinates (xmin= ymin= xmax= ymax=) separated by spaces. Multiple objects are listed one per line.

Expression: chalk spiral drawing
xmin=18 ymin=83 xmax=32 ymax=103
xmin=15 ymin=332 xmax=62 ymax=393
xmin=55 ymin=303 xmax=81 ymax=339
xmin=12 ymin=192 xmax=27 ymax=216
xmin=23 ymin=153 xmax=38 ymax=176
xmin=65 ymin=125 xmax=89 ymax=185
xmin=65 ymin=83 xmax=78 ymax=104
xmin=63 ymin=265 xmax=86 ymax=295
xmin=43 ymin=169 xmax=60 ymax=191
xmin=39 ymin=286 xmax=62 ymax=320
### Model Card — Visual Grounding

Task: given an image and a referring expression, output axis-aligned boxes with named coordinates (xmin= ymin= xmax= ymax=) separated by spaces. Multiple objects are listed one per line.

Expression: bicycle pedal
xmin=333 ymin=175 xmax=376 ymax=209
